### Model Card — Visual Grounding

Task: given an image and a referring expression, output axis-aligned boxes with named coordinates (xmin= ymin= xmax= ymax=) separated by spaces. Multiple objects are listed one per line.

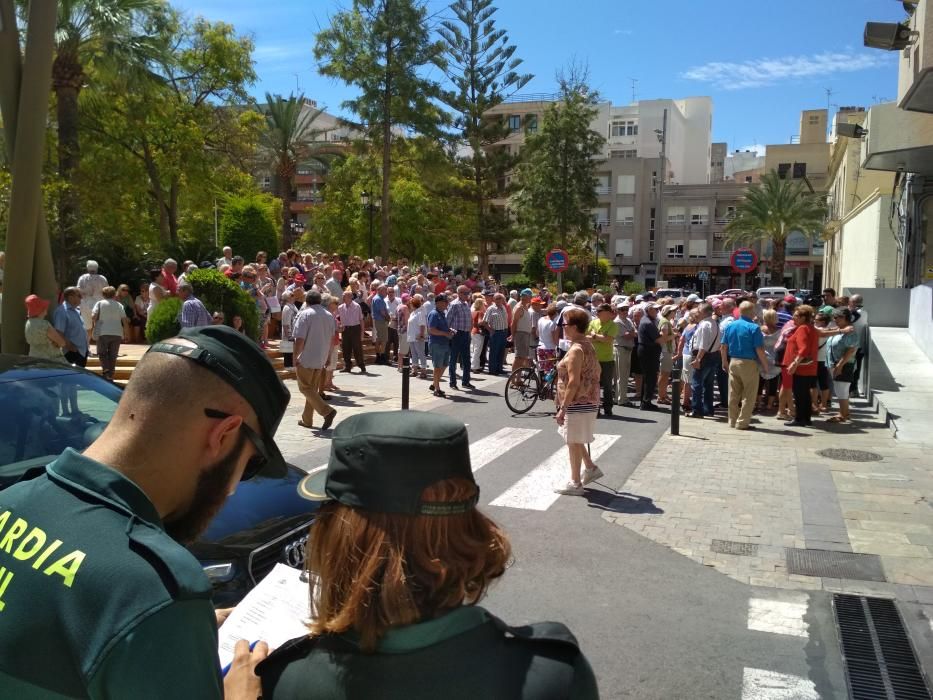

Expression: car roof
xmin=0 ymin=354 xmax=106 ymax=384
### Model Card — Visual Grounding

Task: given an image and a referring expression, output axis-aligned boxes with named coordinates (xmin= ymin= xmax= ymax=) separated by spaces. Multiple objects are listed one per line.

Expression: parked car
xmin=756 ymin=286 xmax=790 ymax=301
xmin=0 ymin=354 xmax=318 ymax=606
xmin=719 ymin=289 xmax=747 ymax=299
xmin=654 ymin=288 xmax=685 ymax=299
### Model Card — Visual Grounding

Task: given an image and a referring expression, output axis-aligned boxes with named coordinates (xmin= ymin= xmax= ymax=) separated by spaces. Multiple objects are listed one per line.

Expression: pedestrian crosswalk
xmin=295 ymin=425 xmax=622 ymax=512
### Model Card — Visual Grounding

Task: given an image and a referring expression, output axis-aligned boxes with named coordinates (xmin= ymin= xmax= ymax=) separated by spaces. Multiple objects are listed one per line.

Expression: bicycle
xmin=504 ymin=360 xmax=558 ymax=414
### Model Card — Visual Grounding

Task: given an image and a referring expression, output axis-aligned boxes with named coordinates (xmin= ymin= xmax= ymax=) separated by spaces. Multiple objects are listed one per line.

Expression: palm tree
xmin=48 ymin=0 xmax=161 ymax=283
xmin=261 ymin=93 xmax=337 ymax=249
xmin=725 ymin=170 xmax=827 ymax=286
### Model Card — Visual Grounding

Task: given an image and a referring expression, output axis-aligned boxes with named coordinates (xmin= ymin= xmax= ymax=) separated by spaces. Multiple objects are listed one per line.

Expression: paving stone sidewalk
xmin=602 ymin=401 xmax=933 ymax=605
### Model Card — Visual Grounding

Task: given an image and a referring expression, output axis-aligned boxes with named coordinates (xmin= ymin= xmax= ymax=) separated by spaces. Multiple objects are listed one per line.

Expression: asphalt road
xmin=287 ymin=375 xmax=852 ymax=699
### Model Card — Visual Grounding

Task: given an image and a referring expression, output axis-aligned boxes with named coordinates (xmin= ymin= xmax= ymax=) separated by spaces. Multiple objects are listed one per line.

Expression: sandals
xmin=827 ymin=415 xmax=848 ymax=423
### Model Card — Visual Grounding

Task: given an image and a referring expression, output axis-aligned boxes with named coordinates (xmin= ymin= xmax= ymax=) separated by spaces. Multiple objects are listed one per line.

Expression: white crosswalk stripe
xmin=747 ymin=595 xmax=810 ymax=639
xmin=489 ymin=434 xmax=620 ymax=511
xmin=741 ymin=668 xmax=819 ymax=699
xmin=468 ymin=428 xmax=539 ymax=473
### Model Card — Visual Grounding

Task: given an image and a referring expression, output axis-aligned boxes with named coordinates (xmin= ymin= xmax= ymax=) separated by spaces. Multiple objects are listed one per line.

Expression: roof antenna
xmin=629 ymin=77 xmax=638 ymax=104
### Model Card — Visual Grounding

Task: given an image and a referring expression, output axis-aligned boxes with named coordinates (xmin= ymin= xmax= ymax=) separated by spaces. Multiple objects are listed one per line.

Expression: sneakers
xmin=554 ymin=481 xmax=585 ymax=496
xmin=582 ymin=466 xmax=604 ymax=485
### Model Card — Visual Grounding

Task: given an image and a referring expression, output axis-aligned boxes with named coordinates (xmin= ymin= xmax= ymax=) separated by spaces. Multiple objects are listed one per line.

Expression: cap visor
xmin=255 ymin=435 xmax=288 ymax=480
xmin=296 ymin=466 xmax=330 ymax=501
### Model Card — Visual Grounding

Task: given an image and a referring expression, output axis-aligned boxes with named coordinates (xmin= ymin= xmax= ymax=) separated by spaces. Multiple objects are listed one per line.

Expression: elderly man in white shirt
xmin=77 ymin=260 xmax=108 ymax=340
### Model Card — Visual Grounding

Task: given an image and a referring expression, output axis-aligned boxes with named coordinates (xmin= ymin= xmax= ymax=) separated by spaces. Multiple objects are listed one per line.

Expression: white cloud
xmin=738 ymin=144 xmax=766 ymax=157
xmin=682 ymin=51 xmax=894 ymax=90
xmin=613 ymin=28 xmax=633 ymax=36
xmin=253 ymin=42 xmax=312 ymax=65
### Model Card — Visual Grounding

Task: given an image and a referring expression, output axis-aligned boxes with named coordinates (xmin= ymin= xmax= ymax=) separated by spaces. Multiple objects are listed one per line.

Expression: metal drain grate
xmin=834 ymin=594 xmax=932 ymax=700
xmin=711 ymin=539 xmax=759 ymax=557
xmin=786 ymin=548 xmax=886 ymax=582
xmin=817 ymin=448 xmax=883 ymax=462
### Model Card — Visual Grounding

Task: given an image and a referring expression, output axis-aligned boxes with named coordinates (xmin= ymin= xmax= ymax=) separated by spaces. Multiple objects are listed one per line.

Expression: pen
xmin=221 ymin=640 xmax=258 ymax=677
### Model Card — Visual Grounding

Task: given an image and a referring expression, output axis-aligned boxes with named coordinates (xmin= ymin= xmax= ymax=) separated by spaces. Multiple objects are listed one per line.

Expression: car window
xmin=0 ymin=372 xmax=120 ymax=483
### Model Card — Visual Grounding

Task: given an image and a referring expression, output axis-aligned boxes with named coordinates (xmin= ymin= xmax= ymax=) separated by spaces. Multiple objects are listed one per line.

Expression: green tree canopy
xmin=511 ymin=69 xmax=604 ymax=251
xmin=220 ymin=193 xmax=279 ymax=262
xmin=314 ymin=0 xmax=447 ymax=261
xmin=724 ymin=170 xmax=827 ymax=284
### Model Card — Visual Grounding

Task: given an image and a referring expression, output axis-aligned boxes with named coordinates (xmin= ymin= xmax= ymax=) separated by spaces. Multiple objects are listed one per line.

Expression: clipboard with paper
xmin=217 ymin=563 xmax=312 ymax=669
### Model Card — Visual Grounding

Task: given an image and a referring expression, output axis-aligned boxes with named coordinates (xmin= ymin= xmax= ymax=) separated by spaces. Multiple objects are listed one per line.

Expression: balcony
xmin=710 ymin=250 xmax=733 ymax=261
xmin=595 ymin=185 xmax=612 ymax=196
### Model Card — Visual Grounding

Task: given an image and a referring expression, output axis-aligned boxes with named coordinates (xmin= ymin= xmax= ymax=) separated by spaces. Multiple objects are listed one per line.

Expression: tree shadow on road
xmin=584 ymin=488 xmax=664 ymax=515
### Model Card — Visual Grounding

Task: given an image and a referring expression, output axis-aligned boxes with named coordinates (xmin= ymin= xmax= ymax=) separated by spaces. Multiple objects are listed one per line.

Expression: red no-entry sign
xmin=546 ymin=248 xmax=570 ymax=273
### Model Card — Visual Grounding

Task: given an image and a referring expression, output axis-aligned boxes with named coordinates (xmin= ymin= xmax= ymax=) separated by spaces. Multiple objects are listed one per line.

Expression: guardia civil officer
xmin=258 ymin=411 xmax=600 ymax=699
xmin=0 ymin=325 xmax=289 ymax=698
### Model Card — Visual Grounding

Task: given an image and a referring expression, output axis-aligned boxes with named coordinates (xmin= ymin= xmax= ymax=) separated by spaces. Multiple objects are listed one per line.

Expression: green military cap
xmin=297 ymin=411 xmax=479 ymax=515
xmin=148 ymin=325 xmax=290 ymax=479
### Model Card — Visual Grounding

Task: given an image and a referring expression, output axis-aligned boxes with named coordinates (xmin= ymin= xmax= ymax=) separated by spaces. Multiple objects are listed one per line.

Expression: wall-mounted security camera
xmin=836 ymin=123 xmax=868 ymax=139
xmin=864 ymin=21 xmax=915 ymax=50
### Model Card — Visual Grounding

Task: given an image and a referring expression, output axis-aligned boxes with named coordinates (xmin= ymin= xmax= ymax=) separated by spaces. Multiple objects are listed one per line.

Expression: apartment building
xmin=484 ymin=95 xmax=723 ymax=286
xmin=823 ymin=108 xmax=897 ymax=291
xmin=723 ymin=149 xmax=765 ymax=183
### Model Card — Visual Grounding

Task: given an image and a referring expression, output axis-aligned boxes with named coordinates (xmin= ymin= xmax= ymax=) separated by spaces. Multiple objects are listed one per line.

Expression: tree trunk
xmin=142 ymin=143 xmax=171 ymax=244
xmin=279 ymin=170 xmax=293 ymax=250
xmin=381 ymin=35 xmax=393 ymax=264
xmin=54 ymin=76 xmax=81 ymax=286
xmin=771 ymin=236 xmax=786 ymax=286
xmin=169 ymin=176 xmax=179 ymax=244
xmin=475 ymin=154 xmax=487 ymax=277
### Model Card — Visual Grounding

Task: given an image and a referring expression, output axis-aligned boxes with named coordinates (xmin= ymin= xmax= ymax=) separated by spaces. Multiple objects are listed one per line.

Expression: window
xmin=610 ymin=149 xmax=637 ymax=159
xmin=592 ymin=207 xmax=609 ymax=226
xmin=808 ymin=115 xmax=820 ymax=124
xmin=666 ymin=240 xmax=685 ymax=258
xmin=525 ymin=115 xmax=538 ymax=134
xmin=793 ymin=162 xmax=807 ymax=179
xmin=688 ymin=240 xmax=708 ymax=258
xmin=615 ymin=239 xmax=633 ymax=257
xmin=595 ymin=174 xmax=610 ymax=194
xmin=667 ymin=206 xmax=685 ymax=225
xmin=617 ymin=175 xmax=635 ymax=194
xmin=260 ymin=175 xmax=272 ymax=189
xmin=616 ymin=207 xmax=634 ymax=226
xmin=777 ymin=163 xmax=791 ymax=179
xmin=508 ymin=115 xmax=521 ymax=132
xmin=744 ymin=176 xmax=753 ymax=183
xmin=690 ymin=206 xmax=709 ymax=225
xmin=610 ymin=120 xmax=638 ymax=137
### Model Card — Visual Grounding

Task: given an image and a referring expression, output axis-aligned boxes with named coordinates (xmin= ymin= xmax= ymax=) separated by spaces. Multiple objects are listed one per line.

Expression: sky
xmin=177 ymin=0 xmax=907 ymax=155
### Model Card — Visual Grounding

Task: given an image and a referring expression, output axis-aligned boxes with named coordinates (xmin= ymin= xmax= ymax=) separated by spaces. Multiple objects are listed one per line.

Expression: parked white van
xmin=756 ymin=286 xmax=789 ymax=300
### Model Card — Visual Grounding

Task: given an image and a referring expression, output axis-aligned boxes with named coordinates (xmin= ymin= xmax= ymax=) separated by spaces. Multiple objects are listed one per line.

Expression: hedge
xmin=219 ymin=194 xmax=279 ymax=262
xmin=145 ymin=268 xmax=260 ymax=343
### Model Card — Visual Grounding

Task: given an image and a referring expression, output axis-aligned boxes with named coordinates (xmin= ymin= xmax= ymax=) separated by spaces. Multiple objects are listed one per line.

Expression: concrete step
xmin=86 ymin=357 xmax=138 ymax=368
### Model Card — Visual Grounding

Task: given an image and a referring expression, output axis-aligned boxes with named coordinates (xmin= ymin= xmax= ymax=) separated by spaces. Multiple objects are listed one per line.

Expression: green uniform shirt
xmin=258 ymin=605 xmax=599 ymax=699
xmin=0 ymin=449 xmax=222 ymax=699
xmin=588 ymin=319 xmax=618 ymax=363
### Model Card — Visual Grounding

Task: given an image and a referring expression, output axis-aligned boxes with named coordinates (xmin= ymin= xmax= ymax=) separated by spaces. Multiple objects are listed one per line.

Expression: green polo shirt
xmin=259 ymin=605 xmax=599 ymax=699
xmin=588 ymin=318 xmax=618 ymax=363
xmin=0 ymin=449 xmax=222 ymax=698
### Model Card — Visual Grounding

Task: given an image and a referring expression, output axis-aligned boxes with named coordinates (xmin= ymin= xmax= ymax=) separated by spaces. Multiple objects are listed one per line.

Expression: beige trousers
xmin=296 ymin=365 xmax=332 ymax=425
xmin=728 ymin=358 xmax=760 ymax=429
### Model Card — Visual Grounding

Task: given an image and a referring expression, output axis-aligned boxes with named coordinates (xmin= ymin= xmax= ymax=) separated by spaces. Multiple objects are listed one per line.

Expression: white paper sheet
xmin=217 ymin=563 xmax=311 ymax=669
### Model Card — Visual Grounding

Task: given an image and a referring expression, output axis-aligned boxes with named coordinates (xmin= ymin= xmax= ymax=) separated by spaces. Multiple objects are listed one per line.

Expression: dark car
xmin=0 ymin=354 xmax=318 ymax=607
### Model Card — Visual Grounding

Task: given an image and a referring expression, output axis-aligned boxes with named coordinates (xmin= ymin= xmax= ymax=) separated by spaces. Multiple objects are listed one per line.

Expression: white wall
xmin=908 ymin=283 xmax=933 ymax=362
xmin=839 ymin=195 xmax=899 ymax=289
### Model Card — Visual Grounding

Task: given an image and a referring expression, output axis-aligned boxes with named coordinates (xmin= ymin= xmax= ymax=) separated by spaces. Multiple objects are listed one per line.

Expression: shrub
xmin=623 ymin=280 xmax=645 ymax=295
xmin=563 ymin=280 xmax=576 ymax=294
xmin=144 ymin=269 xmax=260 ymax=343
xmin=505 ymin=274 xmax=532 ymax=291
xmin=145 ymin=297 xmax=182 ymax=344
xmin=220 ymin=194 xmax=279 ymax=261
xmin=187 ymin=268 xmax=260 ymax=340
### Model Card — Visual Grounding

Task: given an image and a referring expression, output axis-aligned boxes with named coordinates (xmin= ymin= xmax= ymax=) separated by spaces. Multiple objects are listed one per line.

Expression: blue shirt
xmin=721 ymin=317 xmax=763 ymax=360
xmin=776 ymin=310 xmax=792 ymax=329
xmin=371 ymin=294 xmax=389 ymax=322
xmin=53 ymin=302 xmax=88 ymax=356
xmin=427 ymin=309 xmax=451 ymax=347
xmin=826 ymin=330 xmax=859 ymax=366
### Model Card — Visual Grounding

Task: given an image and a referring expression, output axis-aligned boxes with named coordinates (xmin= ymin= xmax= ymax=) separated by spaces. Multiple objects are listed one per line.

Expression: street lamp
xmin=593 ymin=221 xmax=603 ymax=288
xmin=360 ymin=191 xmax=375 ymax=259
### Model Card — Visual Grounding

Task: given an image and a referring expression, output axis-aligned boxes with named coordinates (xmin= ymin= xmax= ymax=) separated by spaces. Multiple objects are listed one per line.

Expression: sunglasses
xmin=203 ymin=408 xmax=268 ymax=480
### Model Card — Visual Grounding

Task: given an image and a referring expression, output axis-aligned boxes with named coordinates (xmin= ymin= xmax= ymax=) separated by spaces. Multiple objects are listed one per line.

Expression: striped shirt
xmin=337 ymin=301 xmax=363 ymax=327
xmin=483 ymin=304 xmax=509 ymax=331
xmin=180 ymin=296 xmax=212 ymax=328
xmin=446 ymin=298 xmax=472 ymax=332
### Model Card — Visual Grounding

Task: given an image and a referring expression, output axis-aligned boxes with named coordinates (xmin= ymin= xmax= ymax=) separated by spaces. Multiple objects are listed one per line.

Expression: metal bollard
xmin=401 ymin=354 xmax=410 ymax=410
xmin=670 ymin=358 xmax=682 ymax=436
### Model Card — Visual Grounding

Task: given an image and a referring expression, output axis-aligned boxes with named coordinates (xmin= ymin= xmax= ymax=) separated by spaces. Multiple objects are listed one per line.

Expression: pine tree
xmin=314 ymin=0 xmax=446 ymax=261
xmin=439 ymin=0 xmax=532 ymax=275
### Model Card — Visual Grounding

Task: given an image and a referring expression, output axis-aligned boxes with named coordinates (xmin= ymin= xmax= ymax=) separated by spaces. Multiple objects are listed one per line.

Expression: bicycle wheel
xmin=504 ymin=367 xmax=541 ymax=414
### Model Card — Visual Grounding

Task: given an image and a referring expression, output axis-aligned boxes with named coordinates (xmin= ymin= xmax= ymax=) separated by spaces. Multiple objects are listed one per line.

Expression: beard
xmin=165 ymin=433 xmax=246 ymax=544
